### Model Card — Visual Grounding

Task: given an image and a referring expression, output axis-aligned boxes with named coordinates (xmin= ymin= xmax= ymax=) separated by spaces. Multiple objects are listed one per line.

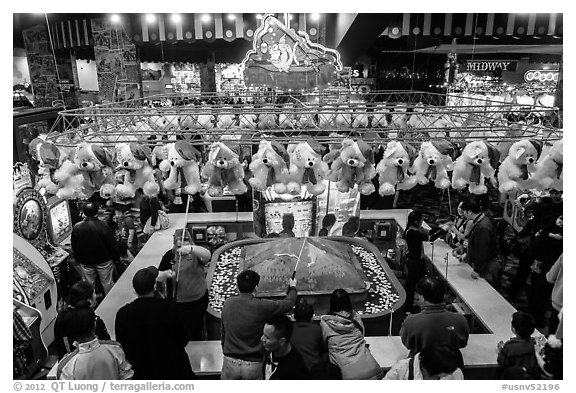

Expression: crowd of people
xmin=26 ymin=188 xmax=561 ymax=381
xmin=49 ymin=265 xmax=562 ymax=380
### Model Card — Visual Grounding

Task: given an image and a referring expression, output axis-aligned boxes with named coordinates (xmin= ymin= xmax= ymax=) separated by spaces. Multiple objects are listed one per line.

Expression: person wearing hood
xmin=319 ymin=289 xmax=383 ymax=380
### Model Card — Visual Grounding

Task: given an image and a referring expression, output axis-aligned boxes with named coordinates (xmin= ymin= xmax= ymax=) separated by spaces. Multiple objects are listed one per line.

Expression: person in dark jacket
xmin=279 ymin=213 xmax=295 ymax=238
xmin=220 ymin=269 xmax=298 ymax=380
xmin=403 ymin=210 xmax=446 ymax=312
xmin=54 ymin=281 xmax=110 ymax=359
xmin=460 ymin=198 xmax=500 ymax=287
xmin=318 ymin=214 xmax=336 ymax=237
xmin=71 ymin=202 xmax=120 ymax=295
xmin=262 ymin=314 xmax=310 ymax=380
xmin=140 ymin=182 xmax=162 ymax=238
xmin=400 ymin=276 xmax=469 ymax=359
xmin=290 ymin=300 xmax=325 ymax=372
xmin=527 ymin=215 xmax=563 ymax=330
xmin=497 ymin=311 xmax=539 ymax=377
xmin=115 ymin=266 xmax=195 ymax=380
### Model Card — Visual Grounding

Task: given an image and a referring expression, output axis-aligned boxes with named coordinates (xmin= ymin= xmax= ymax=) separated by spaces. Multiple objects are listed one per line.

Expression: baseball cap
xmin=132 ymin=266 xmax=159 ymax=295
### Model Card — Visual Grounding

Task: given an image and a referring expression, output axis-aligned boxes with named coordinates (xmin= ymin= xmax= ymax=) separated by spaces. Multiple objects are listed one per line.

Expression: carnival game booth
xmin=206 ymin=237 xmax=405 ymax=338
xmin=29 ymin=13 xmax=564 ymax=379
xmin=42 ymin=86 xmax=562 ymax=322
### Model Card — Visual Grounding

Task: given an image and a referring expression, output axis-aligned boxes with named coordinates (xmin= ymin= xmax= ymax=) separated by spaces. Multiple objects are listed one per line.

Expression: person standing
xmin=318 ymin=214 xmax=336 ymax=237
xmin=384 ymin=345 xmax=464 ymax=380
xmin=446 ymin=201 xmax=472 ymax=259
xmin=71 ymin=202 xmax=120 ymax=295
xmin=140 ymin=182 xmax=162 ymax=239
xmin=290 ymin=301 xmax=326 ymax=373
xmin=528 ymin=215 xmax=563 ymax=331
xmin=496 ymin=311 xmax=539 ymax=377
xmin=220 ymin=270 xmax=298 ymax=380
xmin=320 ymin=289 xmax=383 ymax=380
xmin=159 ymin=229 xmax=212 ymax=341
xmin=403 ymin=210 xmax=446 ymax=313
xmin=279 ymin=213 xmax=296 ymax=238
xmin=460 ymin=198 xmax=501 ymax=287
xmin=546 ymin=254 xmax=563 ymax=335
xmin=261 ymin=315 xmax=310 ymax=380
xmin=115 ymin=266 xmax=194 ymax=380
xmin=53 ymin=281 xmax=110 ymax=359
xmin=400 ymin=276 xmax=469 ymax=359
xmin=57 ymin=308 xmax=133 ymax=380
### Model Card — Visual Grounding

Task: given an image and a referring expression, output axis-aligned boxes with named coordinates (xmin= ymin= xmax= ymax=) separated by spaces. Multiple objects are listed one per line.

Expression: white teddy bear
xmin=452 ymin=140 xmax=499 ymax=195
xmin=498 ymin=138 xmax=542 ymax=194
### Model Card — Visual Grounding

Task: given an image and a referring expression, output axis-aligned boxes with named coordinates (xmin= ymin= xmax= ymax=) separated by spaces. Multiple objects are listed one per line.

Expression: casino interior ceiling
xmin=14 ymin=13 xmax=563 ymax=63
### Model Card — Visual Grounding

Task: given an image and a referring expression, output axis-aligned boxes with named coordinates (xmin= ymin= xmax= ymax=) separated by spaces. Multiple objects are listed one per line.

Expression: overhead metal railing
xmin=46 ymin=90 xmax=562 ymax=148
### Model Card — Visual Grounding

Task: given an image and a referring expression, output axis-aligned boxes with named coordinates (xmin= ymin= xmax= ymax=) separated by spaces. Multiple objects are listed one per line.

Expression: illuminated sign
xmin=524 ymin=70 xmax=559 ymax=83
xmin=465 ymin=60 xmax=517 ymax=72
xmin=241 ymin=14 xmax=343 ymax=89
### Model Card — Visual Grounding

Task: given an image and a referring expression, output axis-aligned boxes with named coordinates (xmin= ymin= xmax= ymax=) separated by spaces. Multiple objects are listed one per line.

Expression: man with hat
xmin=220 ymin=269 xmax=298 ymax=379
xmin=115 ymin=266 xmax=194 ymax=380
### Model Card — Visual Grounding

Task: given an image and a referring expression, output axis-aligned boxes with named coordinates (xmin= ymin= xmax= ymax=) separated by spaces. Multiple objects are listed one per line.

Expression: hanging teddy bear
xmin=69 ymin=142 xmax=116 ymax=199
xmin=29 ymin=137 xmax=85 ymax=199
xmin=202 ymin=141 xmax=248 ymax=197
xmin=114 ymin=143 xmax=157 ymax=199
xmin=159 ymin=140 xmax=203 ymax=197
xmin=452 ymin=140 xmax=500 ymax=195
xmin=286 ymin=139 xmax=329 ymax=195
xmin=497 ymin=138 xmax=543 ymax=194
xmin=323 ymin=138 xmax=376 ymax=195
xmin=413 ymin=140 xmax=459 ymax=190
xmin=248 ymin=140 xmax=290 ymax=194
xmin=376 ymin=140 xmax=418 ymax=196
xmin=532 ymin=138 xmax=563 ymax=191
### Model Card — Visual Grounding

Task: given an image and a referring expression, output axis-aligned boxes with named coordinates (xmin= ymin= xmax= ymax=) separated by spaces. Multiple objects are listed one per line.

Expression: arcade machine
xmin=254 ymin=188 xmax=317 ymax=238
xmin=13 ymin=163 xmax=63 ymax=346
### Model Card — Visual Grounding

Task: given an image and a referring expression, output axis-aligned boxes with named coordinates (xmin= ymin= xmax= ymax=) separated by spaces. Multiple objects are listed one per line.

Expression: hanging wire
xmin=471 ymin=13 xmax=478 ymax=63
xmin=44 ymin=13 xmax=67 ymax=107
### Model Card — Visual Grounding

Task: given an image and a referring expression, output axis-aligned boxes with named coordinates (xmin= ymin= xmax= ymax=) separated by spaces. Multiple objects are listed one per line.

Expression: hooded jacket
xmin=320 ymin=311 xmax=382 ymax=380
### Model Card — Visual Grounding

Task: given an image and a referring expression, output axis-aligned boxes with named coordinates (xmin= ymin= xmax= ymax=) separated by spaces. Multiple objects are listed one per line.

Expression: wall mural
xmin=91 ymin=18 xmax=141 ymax=103
xmin=240 ymin=14 xmax=343 ymax=90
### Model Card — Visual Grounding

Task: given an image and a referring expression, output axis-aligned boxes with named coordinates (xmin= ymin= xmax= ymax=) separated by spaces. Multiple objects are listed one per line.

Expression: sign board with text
xmin=465 ymin=60 xmax=517 ymax=72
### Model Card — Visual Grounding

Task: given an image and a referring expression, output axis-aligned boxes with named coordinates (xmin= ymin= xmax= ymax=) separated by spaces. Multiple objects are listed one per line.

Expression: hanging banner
xmin=240 ymin=14 xmax=343 ymax=90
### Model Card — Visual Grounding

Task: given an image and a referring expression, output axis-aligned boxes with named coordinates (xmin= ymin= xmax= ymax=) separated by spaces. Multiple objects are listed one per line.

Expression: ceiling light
xmin=110 ymin=14 xmax=120 ymax=24
xmin=146 ymin=14 xmax=156 ymax=23
xmin=228 ymin=14 xmax=236 ymax=21
xmin=311 ymin=13 xmax=320 ymax=21
xmin=202 ymin=14 xmax=211 ymax=23
xmin=171 ymin=14 xmax=181 ymax=23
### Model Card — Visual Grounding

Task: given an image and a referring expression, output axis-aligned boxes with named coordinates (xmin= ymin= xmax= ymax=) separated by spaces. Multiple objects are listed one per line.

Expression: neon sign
xmin=524 ymin=70 xmax=559 ymax=83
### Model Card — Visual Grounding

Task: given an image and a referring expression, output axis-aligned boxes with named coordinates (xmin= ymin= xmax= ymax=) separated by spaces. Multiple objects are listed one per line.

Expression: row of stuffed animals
xmin=75 ymin=102 xmax=476 ymax=136
xmin=29 ymin=132 xmax=563 ymax=203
